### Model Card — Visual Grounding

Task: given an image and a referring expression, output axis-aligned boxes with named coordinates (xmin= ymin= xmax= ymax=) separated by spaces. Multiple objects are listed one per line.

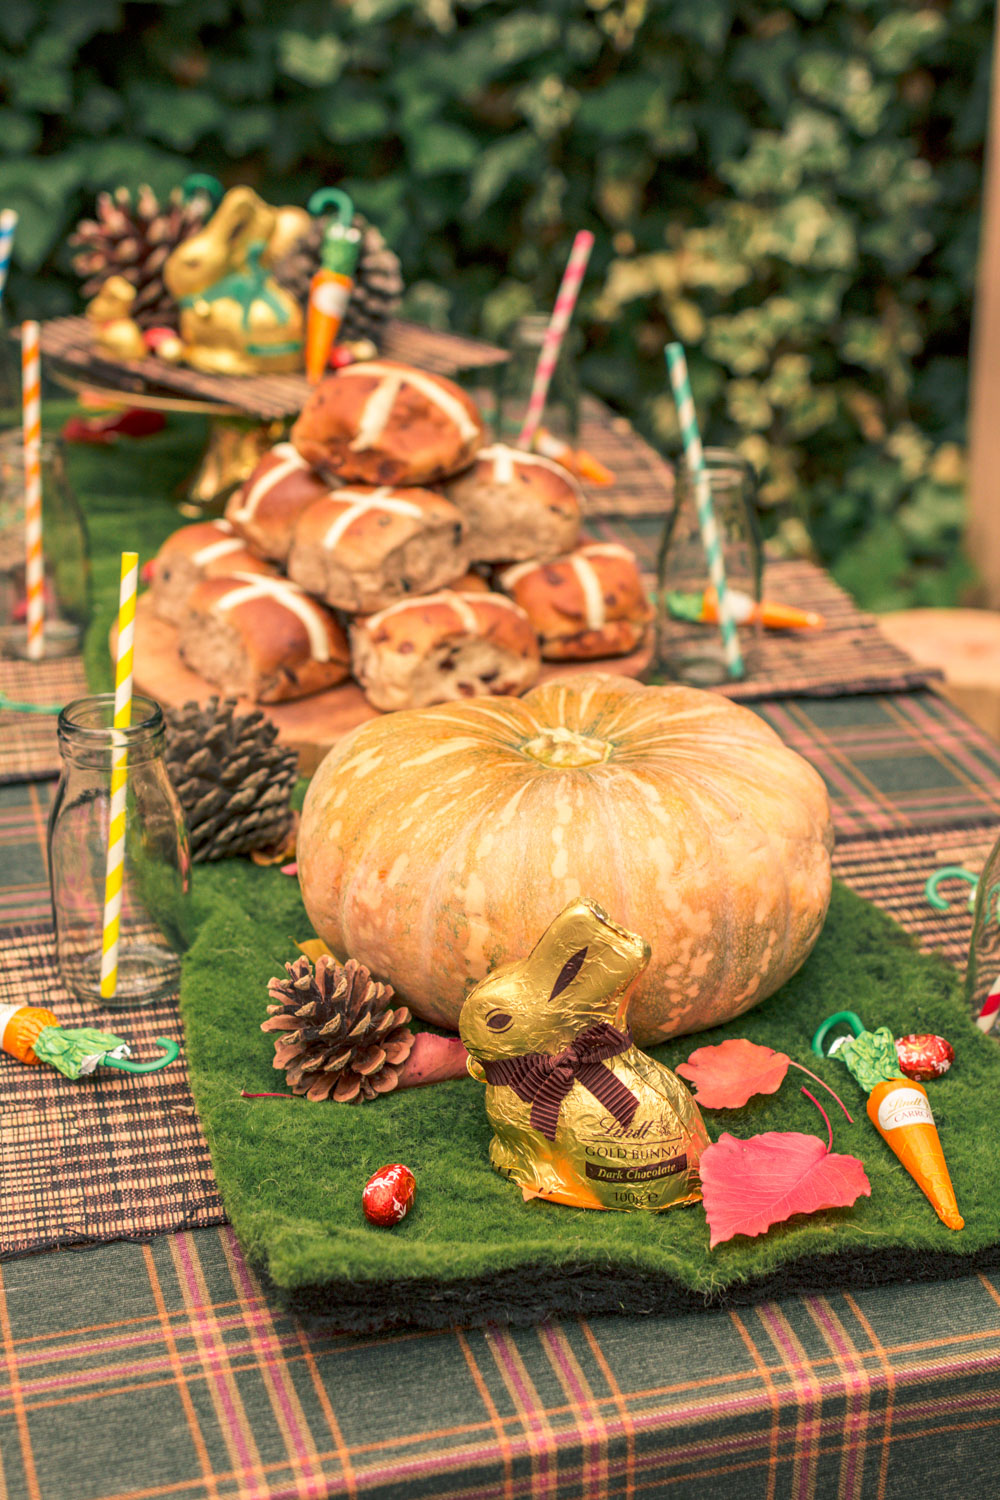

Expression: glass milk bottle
xmin=500 ymin=313 xmax=580 ymax=448
xmin=654 ymin=447 xmax=762 ymax=686
xmin=0 ymin=432 xmax=90 ymax=658
xmin=965 ymin=831 xmax=1000 ymax=1037
xmin=48 ymin=694 xmax=192 ymax=1006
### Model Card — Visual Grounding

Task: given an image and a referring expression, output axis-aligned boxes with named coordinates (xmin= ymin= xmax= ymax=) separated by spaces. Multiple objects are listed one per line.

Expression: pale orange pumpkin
xmin=297 ymin=674 xmax=833 ymax=1044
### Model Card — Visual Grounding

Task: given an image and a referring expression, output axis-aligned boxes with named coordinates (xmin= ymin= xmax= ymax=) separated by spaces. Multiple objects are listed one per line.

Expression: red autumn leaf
xmin=676 ymin=1038 xmax=790 ymax=1108
xmin=699 ymin=1131 xmax=871 ymax=1248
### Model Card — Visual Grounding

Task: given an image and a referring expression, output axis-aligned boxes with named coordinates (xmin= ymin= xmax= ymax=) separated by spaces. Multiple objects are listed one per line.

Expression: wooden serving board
xmin=129 ymin=594 xmax=653 ymax=776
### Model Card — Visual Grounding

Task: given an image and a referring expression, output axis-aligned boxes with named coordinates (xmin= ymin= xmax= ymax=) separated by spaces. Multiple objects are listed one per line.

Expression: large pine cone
xmin=163 ymin=697 xmax=297 ymax=862
xmin=263 ymin=954 xmax=414 ymax=1102
xmin=270 ymin=214 xmax=404 ymax=346
xmin=70 ymin=185 xmax=211 ymax=330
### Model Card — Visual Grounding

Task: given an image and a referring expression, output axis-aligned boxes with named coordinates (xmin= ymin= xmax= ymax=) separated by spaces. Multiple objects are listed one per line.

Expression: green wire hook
xmin=103 ymin=1038 xmax=180 ymax=1074
xmin=811 ymin=1010 xmax=865 ymax=1059
xmin=181 ymin=173 xmax=224 ymax=207
xmin=0 ymin=692 xmax=63 ymax=715
xmin=925 ymin=865 xmax=978 ymax=912
xmin=307 ymin=188 xmax=355 ymax=226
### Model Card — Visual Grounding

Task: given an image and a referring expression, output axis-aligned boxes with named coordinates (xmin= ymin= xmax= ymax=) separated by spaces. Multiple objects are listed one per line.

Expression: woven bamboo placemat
xmin=0 ymin=654 xmax=87 ymax=784
xmin=589 ymin=522 xmax=942 ymax=701
xmin=0 ymin=923 xmax=222 ymax=1257
xmin=710 ymin=560 xmax=940 ymax=703
xmin=832 ymin=824 xmax=998 ymax=969
xmin=576 ymin=395 xmax=675 ymax=519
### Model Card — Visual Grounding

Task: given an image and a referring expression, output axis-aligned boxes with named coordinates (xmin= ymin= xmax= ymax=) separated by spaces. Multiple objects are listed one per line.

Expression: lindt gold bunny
xmin=459 ymin=899 xmax=710 ymax=1211
xmin=163 ymin=187 xmax=305 ymax=375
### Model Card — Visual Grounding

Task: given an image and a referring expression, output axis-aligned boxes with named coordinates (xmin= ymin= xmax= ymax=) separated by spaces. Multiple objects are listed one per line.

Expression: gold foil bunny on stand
xmin=459 ymin=900 xmax=710 ymax=1211
xmin=163 ymin=187 xmax=306 ymax=375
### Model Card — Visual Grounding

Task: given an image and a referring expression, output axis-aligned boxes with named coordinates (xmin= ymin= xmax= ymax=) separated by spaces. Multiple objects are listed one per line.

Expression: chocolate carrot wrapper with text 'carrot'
xmin=818 ymin=1017 xmax=963 ymax=1231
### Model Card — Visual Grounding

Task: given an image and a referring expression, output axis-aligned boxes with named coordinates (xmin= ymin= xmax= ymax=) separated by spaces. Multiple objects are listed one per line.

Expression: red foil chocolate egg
xmin=896 ymin=1034 xmax=954 ymax=1081
xmin=362 ymin=1163 xmax=416 ymax=1227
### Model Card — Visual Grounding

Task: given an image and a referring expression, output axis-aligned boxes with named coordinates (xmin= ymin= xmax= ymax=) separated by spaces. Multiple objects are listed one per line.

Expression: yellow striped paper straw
xmin=21 ymin=320 xmax=43 ymax=660
xmin=99 ymin=551 xmax=139 ymax=1000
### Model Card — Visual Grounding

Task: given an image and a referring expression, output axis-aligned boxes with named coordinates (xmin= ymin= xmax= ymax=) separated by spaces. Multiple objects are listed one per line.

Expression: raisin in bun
xmin=151 ymin=521 xmax=277 ymax=625
xmin=291 ymin=361 xmax=484 ymax=486
xmin=179 ymin=573 xmax=350 ymax=703
xmin=498 ymin=543 xmax=652 ymax=659
xmin=225 ymin=443 xmax=330 ymax=564
xmin=443 ymin=444 xmax=581 ymax=563
xmin=351 ymin=591 xmax=540 ymax=712
xmin=287 ymin=484 xmax=468 ymax=614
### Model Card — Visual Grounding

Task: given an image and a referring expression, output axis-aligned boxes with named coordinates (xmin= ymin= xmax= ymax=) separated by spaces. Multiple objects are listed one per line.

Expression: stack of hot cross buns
xmin=150 ymin=360 xmax=652 ymax=711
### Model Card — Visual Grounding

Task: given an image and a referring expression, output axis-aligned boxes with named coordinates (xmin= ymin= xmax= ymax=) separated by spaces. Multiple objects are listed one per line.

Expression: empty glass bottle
xmin=499 ymin=312 xmax=580 ymax=447
xmin=0 ymin=432 xmax=90 ymax=658
xmin=48 ymin=695 xmax=192 ymax=1007
xmin=964 ymin=832 xmax=1000 ymax=1038
xmin=653 ymin=447 xmax=762 ymax=686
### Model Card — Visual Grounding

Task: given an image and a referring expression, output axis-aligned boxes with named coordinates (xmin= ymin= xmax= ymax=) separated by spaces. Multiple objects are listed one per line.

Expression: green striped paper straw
xmin=664 ymin=343 xmax=744 ymax=679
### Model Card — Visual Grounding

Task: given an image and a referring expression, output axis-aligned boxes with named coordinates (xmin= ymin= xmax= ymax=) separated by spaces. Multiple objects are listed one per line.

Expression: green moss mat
xmin=181 ymin=866 xmax=1000 ymax=1330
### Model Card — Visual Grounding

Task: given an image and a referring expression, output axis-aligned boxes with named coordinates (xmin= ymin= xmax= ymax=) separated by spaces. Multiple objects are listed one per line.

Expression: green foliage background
xmin=0 ymin=0 xmax=991 ymax=607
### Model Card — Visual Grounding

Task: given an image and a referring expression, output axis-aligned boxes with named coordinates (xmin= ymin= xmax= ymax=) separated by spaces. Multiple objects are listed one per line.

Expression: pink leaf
xmin=699 ymin=1131 xmax=871 ymax=1248
xmin=676 ymin=1038 xmax=790 ymax=1108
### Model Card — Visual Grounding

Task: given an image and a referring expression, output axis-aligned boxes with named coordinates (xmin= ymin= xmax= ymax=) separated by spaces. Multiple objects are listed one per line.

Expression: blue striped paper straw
xmin=0 ymin=210 xmax=17 ymax=306
xmin=664 ymin=343 xmax=744 ymax=679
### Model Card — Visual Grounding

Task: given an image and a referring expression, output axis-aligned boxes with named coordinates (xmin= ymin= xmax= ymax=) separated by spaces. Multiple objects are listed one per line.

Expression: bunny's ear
xmin=549 ymin=948 xmax=588 ymax=1001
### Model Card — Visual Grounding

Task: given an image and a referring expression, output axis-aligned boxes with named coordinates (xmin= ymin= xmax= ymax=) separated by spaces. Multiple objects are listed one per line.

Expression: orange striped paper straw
xmin=517 ymin=230 xmax=594 ymax=450
xmin=99 ymin=551 xmax=139 ymax=1001
xmin=21 ymin=320 xmax=43 ymax=660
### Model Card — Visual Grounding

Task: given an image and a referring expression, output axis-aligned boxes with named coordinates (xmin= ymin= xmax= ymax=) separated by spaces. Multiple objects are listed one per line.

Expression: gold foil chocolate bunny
xmin=163 ymin=187 xmax=305 ymax=375
xmin=459 ymin=899 xmax=710 ymax=1211
xmin=86 ymin=276 xmax=147 ymax=361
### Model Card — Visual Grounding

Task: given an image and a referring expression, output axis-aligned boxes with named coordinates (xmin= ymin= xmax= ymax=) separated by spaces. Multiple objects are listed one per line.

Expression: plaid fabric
xmin=0 ymin=1225 xmax=999 ymax=1500
xmin=757 ymin=694 xmax=1000 ymax=840
xmin=0 ymin=654 xmax=87 ymax=784
xmin=0 ymin=922 xmax=222 ymax=1257
xmin=4 ymin=680 xmax=1000 ymax=1494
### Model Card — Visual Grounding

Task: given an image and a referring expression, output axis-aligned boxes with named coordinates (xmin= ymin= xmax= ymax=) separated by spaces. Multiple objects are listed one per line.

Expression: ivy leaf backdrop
xmin=0 ymin=0 xmax=990 ymax=608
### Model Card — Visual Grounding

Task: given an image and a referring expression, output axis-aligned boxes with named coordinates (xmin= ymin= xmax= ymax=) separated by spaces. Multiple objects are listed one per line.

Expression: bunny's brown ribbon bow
xmin=481 ymin=1022 xmax=638 ymax=1141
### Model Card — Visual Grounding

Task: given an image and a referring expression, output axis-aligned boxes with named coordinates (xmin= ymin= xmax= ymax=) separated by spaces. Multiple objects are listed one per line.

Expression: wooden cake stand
xmin=40 ymin=316 xmax=510 ymax=514
xmin=129 ymin=595 xmax=654 ymax=776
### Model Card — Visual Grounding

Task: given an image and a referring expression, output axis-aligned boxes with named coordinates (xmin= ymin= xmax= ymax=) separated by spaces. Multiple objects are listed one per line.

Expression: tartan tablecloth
xmin=4 ymin=681 xmax=1000 ymax=1499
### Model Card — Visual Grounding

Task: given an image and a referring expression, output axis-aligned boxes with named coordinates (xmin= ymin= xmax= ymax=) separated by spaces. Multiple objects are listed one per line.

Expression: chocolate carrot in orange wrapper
xmin=812 ymin=1011 xmax=964 ymax=1231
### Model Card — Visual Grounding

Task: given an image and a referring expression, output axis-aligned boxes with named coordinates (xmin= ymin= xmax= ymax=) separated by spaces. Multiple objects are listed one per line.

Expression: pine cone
xmin=163 ymin=697 xmax=297 ymax=862
xmin=270 ymin=214 xmax=404 ymax=346
xmin=70 ymin=184 xmax=211 ymax=331
xmin=263 ymin=954 xmax=414 ymax=1102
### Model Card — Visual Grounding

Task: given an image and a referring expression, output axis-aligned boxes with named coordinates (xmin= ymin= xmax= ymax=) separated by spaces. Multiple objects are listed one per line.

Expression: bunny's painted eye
xmin=486 ymin=1010 xmax=513 ymax=1032
xmin=549 ymin=947 xmax=588 ymax=1001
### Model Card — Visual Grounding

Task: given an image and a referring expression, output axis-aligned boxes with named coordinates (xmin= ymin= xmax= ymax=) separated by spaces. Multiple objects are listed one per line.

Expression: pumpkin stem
xmin=521 ymin=727 xmax=610 ymax=768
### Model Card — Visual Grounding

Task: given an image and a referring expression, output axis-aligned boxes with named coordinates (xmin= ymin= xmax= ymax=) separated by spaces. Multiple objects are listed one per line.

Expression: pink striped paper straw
xmin=21 ymin=320 xmax=43 ymax=660
xmin=517 ymin=230 xmax=594 ymax=450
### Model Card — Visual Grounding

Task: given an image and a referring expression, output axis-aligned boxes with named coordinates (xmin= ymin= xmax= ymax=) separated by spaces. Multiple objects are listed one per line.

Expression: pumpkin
xmin=297 ymin=674 xmax=833 ymax=1044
